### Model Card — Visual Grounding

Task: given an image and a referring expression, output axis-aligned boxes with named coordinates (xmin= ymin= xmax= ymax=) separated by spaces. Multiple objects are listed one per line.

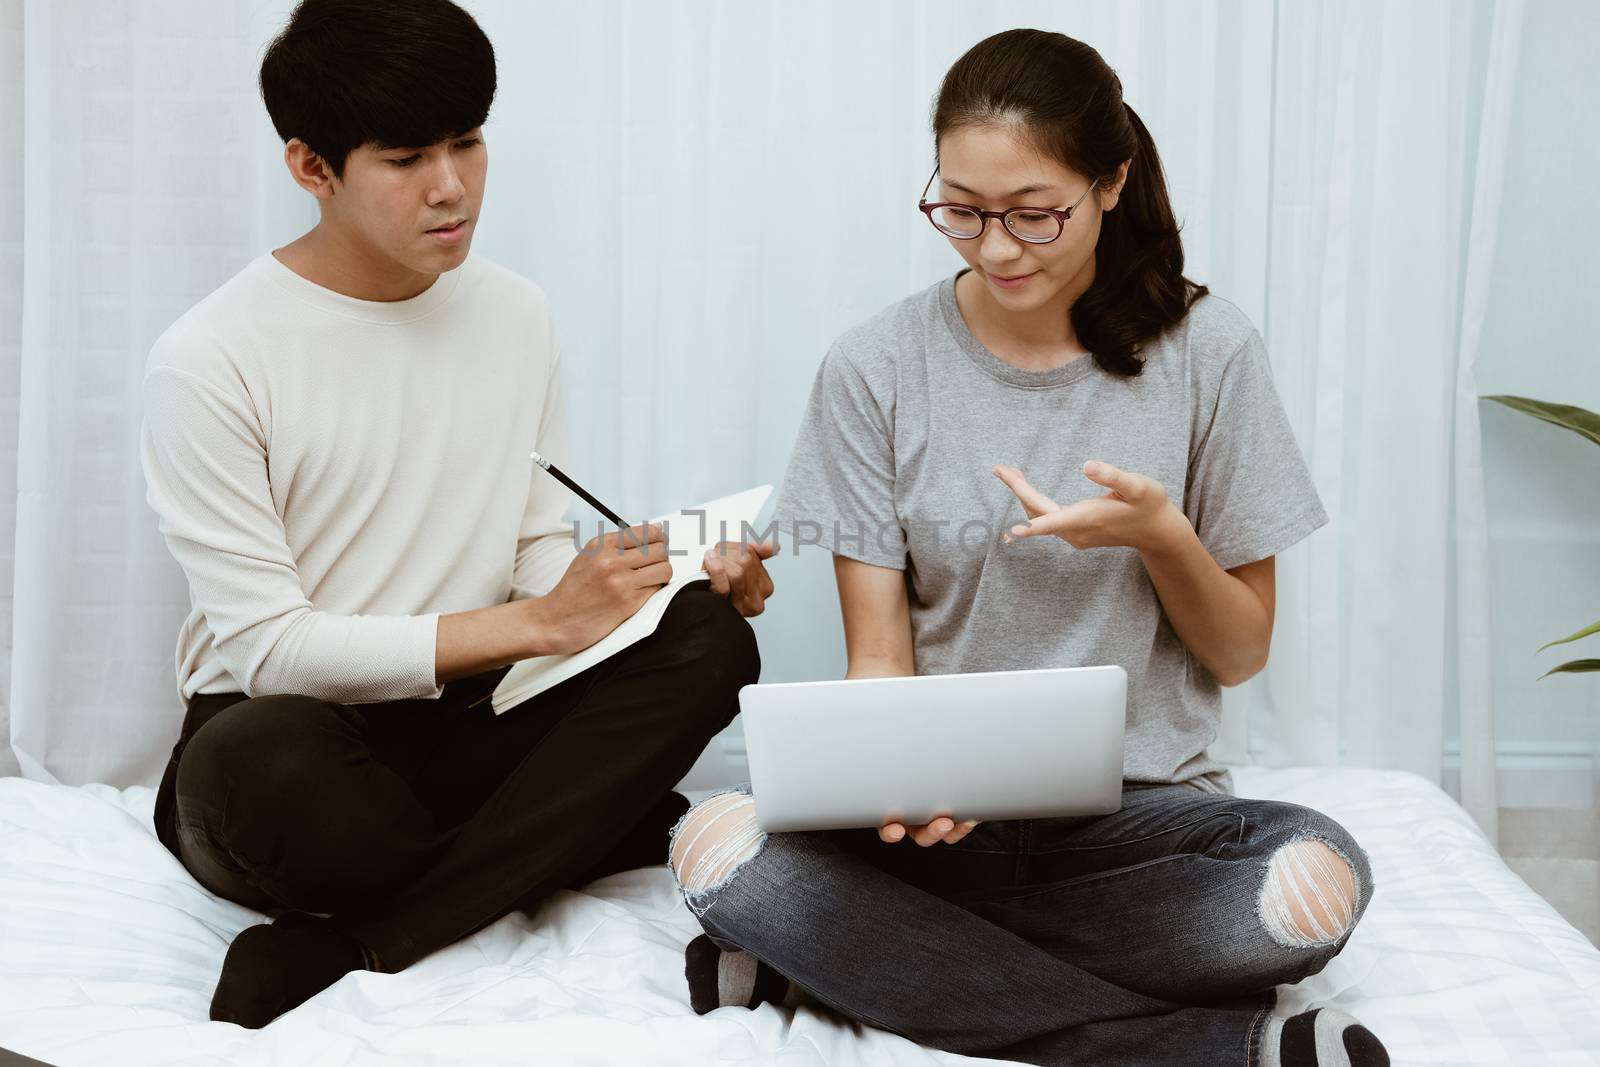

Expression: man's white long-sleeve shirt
xmin=140 ymin=250 xmax=578 ymax=705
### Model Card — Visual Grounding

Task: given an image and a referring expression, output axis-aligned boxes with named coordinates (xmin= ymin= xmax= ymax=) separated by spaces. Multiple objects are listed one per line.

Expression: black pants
xmin=152 ymin=585 xmax=758 ymax=973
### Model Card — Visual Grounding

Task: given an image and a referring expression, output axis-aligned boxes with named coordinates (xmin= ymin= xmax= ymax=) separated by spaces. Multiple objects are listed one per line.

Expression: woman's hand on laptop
xmin=703 ymin=538 xmax=778 ymax=617
xmin=992 ymin=461 xmax=1188 ymax=554
xmin=879 ymin=817 xmax=981 ymax=847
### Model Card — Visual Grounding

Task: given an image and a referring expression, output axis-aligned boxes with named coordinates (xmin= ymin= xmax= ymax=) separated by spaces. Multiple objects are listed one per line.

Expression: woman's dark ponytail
xmin=933 ymin=31 xmax=1208 ymax=377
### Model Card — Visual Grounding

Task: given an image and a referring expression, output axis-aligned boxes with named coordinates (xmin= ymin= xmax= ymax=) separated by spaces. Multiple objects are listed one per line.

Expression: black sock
xmin=683 ymin=933 xmax=799 ymax=1014
xmin=208 ymin=911 xmax=373 ymax=1028
xmin=1270 ymin=1008 xmax=1389 ymax=1067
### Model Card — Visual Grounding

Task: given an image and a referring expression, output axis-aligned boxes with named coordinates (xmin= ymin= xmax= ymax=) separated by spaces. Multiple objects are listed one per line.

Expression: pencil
xmin=529 ymin=451 xmax=643 ymax=535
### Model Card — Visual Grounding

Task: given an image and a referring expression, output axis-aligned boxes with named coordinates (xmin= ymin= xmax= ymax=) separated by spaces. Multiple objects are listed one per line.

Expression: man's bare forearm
xmin=435 ymin=597 xmax=564 ymax=686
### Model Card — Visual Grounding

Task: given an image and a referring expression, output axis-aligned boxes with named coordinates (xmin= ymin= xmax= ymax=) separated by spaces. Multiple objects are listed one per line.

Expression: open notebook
xmin=489 ymin=484 xmax=774 ymax=714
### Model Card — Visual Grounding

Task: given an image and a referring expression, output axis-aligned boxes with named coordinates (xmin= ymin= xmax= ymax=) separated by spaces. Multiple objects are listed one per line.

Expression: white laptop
xmin=739 ymin=665 xmax=1127 ymax=833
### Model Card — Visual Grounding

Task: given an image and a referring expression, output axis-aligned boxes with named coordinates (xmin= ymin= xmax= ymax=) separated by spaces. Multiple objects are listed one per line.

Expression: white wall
xmin=0 ymin=0 xmax=21 ymax=778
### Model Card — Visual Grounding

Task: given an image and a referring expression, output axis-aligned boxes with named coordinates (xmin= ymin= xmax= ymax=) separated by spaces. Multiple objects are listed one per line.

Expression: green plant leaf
xmin=1538 ymin=619 xmax=1600 ymax=653
xmin=1538 ymin=658 xmax=1600 ymax=679
xmin=1482 ymin=395 xmax=1600 ymax=448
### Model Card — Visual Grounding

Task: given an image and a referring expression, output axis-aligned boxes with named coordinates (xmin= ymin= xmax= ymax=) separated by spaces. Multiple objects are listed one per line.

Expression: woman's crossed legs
xmin=667 ymin=782 xmax=1378 ymax=1067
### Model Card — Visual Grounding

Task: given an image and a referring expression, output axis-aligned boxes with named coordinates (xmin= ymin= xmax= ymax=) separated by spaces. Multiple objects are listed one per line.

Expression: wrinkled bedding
xmin=1 ymin=766 xmax=1596 ymax=1066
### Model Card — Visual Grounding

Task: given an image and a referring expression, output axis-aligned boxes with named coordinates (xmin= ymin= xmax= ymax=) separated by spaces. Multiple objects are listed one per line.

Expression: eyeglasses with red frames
xmin=917 ymin=166 xmax=1097 ymax=244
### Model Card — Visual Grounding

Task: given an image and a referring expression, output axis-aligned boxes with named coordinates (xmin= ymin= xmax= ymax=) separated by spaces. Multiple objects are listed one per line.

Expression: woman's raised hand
xmin=993 ymin=460 xmax=1185 ymax=553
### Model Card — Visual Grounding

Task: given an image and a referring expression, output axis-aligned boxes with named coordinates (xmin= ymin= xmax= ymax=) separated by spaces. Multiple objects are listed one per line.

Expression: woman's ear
xmin=1098 ymin=159 xmax=1133 ymax=213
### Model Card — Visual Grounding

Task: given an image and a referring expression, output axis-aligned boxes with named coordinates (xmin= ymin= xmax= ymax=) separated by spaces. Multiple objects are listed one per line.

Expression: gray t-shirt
xmin=769 ymin=272 xmax=1329 ymax=793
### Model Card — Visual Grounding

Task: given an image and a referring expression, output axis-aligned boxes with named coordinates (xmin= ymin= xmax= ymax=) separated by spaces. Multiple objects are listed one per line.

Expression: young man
xmin=140 ymin=0 xmax=775 ymax=1029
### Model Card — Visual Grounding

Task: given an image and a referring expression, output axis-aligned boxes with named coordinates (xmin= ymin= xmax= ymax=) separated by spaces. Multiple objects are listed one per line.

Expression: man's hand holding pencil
xmin=528 ymin=450 xmax=778 ymax=631
xmin=530 ymin=521 xmax=673 ymax=655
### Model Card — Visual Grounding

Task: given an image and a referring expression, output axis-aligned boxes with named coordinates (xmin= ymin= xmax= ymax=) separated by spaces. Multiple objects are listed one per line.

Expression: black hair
xmin=933 ymin=28 xmax=1209 ymax=377
xmin=259 ymin=0 xmax=496 ymax=180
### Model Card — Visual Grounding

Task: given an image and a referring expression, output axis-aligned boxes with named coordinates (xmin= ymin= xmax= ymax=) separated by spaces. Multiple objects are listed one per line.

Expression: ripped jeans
xmin=669 ymin=780 xmax=1374 ymax=1067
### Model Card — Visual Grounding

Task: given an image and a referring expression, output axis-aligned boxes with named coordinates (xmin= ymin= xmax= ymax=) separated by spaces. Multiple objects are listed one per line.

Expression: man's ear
xmin=1098 ymin=158 xmax=1132 ymax=213
xmin=284 ymin=138 xmax=337 ymax=200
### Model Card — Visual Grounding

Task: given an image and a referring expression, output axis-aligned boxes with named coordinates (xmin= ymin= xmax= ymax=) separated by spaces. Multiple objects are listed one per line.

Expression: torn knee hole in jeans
xmin=669 ymin=791 xmax=767 ymax=915
xmin=1256 ymin=835 xmax=1360 ymax=949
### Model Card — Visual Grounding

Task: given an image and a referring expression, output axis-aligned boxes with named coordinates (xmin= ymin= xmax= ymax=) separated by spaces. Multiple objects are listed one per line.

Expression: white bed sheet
xmin=0 ymin=766 xmax=1596 ymax=1066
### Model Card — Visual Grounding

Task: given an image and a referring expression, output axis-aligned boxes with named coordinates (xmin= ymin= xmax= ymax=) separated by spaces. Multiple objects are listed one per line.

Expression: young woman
xmin=667 ymin=28 xmax=1386 ymax=1067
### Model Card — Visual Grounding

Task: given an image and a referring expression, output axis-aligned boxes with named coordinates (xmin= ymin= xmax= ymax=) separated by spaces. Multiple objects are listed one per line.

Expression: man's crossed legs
xmin=163 ymin=586 xmax=757 ymax=1026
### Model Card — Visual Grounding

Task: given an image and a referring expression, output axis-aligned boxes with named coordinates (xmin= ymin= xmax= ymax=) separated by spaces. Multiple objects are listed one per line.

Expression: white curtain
xmin=0 ymin=0 xmax=1519 ymax=839
xmin=1220 ymin=0 xmax=1525 ymax=845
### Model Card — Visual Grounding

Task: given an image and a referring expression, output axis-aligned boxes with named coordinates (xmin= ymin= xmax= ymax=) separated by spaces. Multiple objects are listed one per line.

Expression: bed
xmin=1 ymin=766 xmax=1596 ymax=1066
